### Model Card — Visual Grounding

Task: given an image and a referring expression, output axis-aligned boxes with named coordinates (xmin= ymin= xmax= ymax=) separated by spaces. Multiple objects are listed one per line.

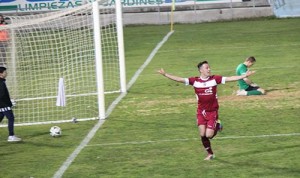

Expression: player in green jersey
xmin=236 ymin=56 xmax=265 ymax=96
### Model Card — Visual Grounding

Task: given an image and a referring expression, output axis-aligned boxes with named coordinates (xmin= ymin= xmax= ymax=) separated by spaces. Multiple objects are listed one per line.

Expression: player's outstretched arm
xmin=157 ymin=68 xmax=186 ymax=83
xmin=225 ymin=70 xmax=255 ymax=82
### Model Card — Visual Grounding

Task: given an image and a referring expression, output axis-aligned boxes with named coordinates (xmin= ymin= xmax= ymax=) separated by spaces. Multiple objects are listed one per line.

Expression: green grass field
xmin=1 ymin=17 xmax=300 ymax=178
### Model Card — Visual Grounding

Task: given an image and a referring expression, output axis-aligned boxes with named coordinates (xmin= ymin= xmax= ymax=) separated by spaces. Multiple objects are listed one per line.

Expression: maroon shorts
xmin=197 ymin=110 xmax=218 ymax=130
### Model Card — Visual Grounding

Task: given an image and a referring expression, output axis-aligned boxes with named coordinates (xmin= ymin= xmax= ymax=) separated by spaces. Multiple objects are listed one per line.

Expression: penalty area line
xmin=86 ymin=133 xmax=300 ymax=147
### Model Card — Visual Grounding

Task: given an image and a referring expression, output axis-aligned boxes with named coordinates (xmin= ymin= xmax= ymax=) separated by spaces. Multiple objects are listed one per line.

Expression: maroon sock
xmin=211 ymin=129 xmax=218 ymax=139
xmin=201 ymin=136 xmax=213 ymax=155
xmin=211 ymin=122 xmax=221 ymax=139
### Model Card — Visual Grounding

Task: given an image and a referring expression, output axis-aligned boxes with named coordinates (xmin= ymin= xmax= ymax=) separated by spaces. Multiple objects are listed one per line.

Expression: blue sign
xmin=270 ymin=0 xmax=300 ymax=17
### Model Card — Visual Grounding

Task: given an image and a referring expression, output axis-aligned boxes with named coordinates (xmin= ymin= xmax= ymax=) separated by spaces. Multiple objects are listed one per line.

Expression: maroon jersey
xmin=187 ymin=75 xmax=225 ymax=112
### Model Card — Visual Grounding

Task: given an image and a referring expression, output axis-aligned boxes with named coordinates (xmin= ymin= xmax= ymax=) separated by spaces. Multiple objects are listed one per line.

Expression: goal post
xmin=115 ymin=0 xmax=127 ymax=93
xmin=0 ymin=0 xmax=126 ymax=126
xmin=93 ymin=1 xmax=106 ymax=120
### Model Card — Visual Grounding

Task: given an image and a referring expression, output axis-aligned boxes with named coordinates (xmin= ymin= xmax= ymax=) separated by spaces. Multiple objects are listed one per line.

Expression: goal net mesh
xmin=0 ymin=1 xmax=122 ymax=126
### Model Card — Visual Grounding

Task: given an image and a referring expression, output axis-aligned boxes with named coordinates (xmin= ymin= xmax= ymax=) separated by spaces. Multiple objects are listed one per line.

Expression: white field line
xmin=126 ymin=31 xmax=174 ymax=90
xmin=86 ymin=133 xmax=300 ymax=147
xmin=53 ymin=31 xmax=175 ymax=178
xmin=105 ymin=30 xmax=175 ymax=118
xmin=157 ymin=43 xmax=300 ymax=53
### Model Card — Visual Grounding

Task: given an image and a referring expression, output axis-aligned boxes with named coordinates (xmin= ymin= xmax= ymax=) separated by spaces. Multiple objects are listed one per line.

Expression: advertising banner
xmin=269 ymin=0 xmax=300 ymax=17
xmin=0 ymin=0 xmax=241 ymax=13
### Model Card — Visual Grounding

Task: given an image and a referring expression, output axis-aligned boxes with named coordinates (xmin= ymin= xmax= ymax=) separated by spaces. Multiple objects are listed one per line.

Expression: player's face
xmin=199 ymin=63 xmax=211 ymax=77
xmin=0 ymin=70 xmax=7 ymax=79
xmin=247 ymin=61 xmax=255 ymax=67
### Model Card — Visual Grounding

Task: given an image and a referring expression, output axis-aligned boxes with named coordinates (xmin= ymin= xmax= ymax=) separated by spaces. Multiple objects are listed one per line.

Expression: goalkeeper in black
xmin=0 ymin=66 xmax=21 ymax=142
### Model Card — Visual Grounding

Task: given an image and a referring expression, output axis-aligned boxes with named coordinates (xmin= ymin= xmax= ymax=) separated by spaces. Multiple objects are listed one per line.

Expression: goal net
xmin=0 ymin=0 xmax=126 ymax=126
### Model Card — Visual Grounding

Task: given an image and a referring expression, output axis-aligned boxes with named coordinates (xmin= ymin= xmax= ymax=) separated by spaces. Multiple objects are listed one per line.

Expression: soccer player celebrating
xmin=158 ymin=61 xmax=254 ymax=160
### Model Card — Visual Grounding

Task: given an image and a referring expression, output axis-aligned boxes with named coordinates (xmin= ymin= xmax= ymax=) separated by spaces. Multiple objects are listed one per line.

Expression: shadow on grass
xmin=266 ymin=87 xmax=294 ymax=93
xmin=216 ymin=144 xmax=300 ymax=176
xmin=228 ymin=144 xmax=299 ymax=158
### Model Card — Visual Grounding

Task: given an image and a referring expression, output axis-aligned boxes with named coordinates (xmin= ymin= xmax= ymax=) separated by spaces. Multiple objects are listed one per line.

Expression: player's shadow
xmin=266 ymin=86 xmax=294 ymax=93
xmin=216 ymin=144 xmax=300 ymax=175
xmin=228 ymin=144 xmax=299 ymax=157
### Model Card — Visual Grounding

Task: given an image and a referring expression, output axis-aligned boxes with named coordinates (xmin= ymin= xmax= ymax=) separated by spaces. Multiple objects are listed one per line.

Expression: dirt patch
xmin=219 ymin=89 xmax=300 ymax=103
xmin=219 ymin=88 xmax=300 ymax=110
xmin=127 ymin=84 xmax=299 ymax=113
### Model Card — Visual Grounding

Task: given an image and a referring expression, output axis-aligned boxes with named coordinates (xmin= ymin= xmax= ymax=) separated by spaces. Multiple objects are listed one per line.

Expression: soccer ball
xmin=50 ymin=126 xmax=62 ymax=137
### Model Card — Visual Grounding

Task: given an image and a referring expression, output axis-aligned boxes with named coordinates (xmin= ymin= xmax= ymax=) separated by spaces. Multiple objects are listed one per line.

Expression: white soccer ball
xmin=50 ymin=126 xmax=62 ymax=137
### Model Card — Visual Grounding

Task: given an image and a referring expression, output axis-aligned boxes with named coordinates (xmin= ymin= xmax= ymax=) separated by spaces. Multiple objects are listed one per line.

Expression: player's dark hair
xmin=0 ymin=66 xmax=7 ymax=73
xmin=246 ymin=56 xmax=256 ymax=62
xmin=0 ymin=14 xmax=6 ymax=24
xmin=197 ymin=61 xmax=208 ymax=69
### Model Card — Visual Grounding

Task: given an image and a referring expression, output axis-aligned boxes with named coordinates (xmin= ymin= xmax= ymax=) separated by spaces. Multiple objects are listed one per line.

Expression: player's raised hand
xmin=246 ymin=70 xmax=255 ymax=77
xmin=157 ymin=68 xmax=166 ymax=76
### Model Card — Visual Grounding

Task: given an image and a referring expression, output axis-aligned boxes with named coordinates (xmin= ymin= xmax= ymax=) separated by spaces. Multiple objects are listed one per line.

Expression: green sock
xmin=247 ymin=90 xmax=262 ymax=96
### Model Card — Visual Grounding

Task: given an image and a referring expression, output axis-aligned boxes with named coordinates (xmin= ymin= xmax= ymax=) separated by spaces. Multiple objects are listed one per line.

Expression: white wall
xmin=122 ymin=1 xmax=274 ymax=25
